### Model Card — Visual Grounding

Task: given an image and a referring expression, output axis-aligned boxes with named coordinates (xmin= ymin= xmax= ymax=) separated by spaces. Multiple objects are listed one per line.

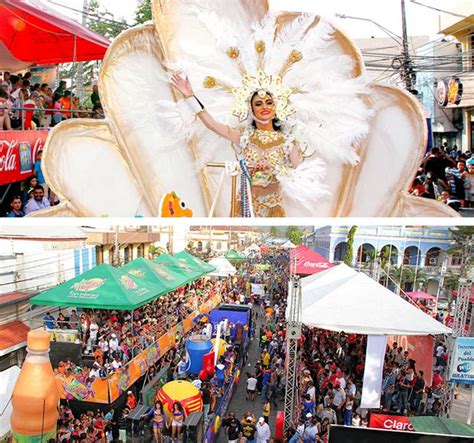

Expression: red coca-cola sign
xmin=0 ymin=130 xmax=49 ymax=185
xmin=369 ymin=413 xmax=414 ymax=432
xmin=302 ymin=261 xmax=331 ymax=269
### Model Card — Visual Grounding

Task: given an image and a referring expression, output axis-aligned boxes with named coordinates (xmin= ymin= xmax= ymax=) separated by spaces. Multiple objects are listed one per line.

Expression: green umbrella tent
xmin=30 ymin=263 xmax=166 ymax=310
xmin=173 ymin=250 xmax=216 ymax=274
xmin=153 ymin=253 xmax=205 ymax=282
xmin=121 ymin=257 xmax=190 ymax=293
xmin=224 ymin=249 xmax=246 ymax=264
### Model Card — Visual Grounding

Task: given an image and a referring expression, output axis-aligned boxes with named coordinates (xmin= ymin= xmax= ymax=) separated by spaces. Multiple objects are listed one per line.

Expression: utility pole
xmin=444 ymin=234 xmax=473 ymax=418
xmin=76 ymin=0 xmax=89 ymax=102
xmin=113 ymin=225 xmax=119 ymax=267
xmin=400 ymin=0 xmax=415 ymax=92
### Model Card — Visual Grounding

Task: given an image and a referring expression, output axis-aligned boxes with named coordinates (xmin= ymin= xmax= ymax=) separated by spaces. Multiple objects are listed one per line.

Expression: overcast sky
xmin=47 ymin=0 xmax=471 ymax=39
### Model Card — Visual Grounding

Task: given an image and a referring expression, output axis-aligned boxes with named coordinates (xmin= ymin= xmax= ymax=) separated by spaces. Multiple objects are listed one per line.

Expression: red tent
xmin=0 ymin=0 xmax=110 ymax=68
xmin=290 ymin=245 xmax=334 ymax=275
xmin=406 ymin=291 xmax=436 ymax=301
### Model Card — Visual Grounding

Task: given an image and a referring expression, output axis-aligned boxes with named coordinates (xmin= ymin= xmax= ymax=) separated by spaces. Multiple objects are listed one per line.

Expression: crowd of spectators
xmin=225 ymin=252 xmax=450 ymax=442
xmin=0 ymin=71 xmax=104 ymax=131
xmin=411 ymin=144 xmax=474 ymax=212
xmin=45 ymin=271 xmax=255 ymax=442
xmin=47 ymin=278 xmax=219 ymax=378
xmin=1 ymin=71 xmax=106 ymax=217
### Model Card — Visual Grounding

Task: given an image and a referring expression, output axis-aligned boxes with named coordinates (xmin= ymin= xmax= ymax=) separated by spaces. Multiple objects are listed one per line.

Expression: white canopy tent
xmin=282 ymin=240 xmax=297 ymax=249
xmin=287 ymin=263 xmax=451 ymax=410
xmin=0 ymin=365 xmax=20 ymax=438
xmin=242 ymin=244 xmax=261 ymax=257
xmin=208 ymin=256 xmax=237 ymax=277
xmin=289 ymin=263 xmax=451 ymax=336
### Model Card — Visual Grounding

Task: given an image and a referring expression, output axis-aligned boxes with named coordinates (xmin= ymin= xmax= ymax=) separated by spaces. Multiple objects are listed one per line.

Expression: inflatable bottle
xmin=11 ymin=330 xmax=59 ymax=442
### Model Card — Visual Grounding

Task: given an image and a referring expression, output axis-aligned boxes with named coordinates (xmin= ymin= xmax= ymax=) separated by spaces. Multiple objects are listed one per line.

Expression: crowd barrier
xmin=55 ymin=293 xmax=221 ymax=404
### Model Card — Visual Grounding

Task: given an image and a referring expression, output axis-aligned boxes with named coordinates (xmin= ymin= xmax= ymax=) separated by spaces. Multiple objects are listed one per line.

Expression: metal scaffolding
xmin=283 ymin=259 xmax=302 ymax=433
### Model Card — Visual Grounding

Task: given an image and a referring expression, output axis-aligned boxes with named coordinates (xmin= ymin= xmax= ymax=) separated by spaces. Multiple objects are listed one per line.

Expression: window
xmin=137 ymin=244 xmax=145 ymax=258
xmin=96 ymin=245 xmax=104 ymax=264
xmin=216 ymin=242 xmax=222 ymax=250
xmin=197 ymin=241 xmax=203 ymax=251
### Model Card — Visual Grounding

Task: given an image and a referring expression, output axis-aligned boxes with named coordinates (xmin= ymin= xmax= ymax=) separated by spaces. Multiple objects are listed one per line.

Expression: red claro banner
xmin=369 ymin=414 xmax=414 ymax=432
xmin=0 ymin=130 xmax=49 ymax=186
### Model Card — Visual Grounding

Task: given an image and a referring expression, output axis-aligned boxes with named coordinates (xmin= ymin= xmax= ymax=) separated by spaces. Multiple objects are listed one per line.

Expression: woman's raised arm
xmin=171 ymin=73 xmax=240 ymax=146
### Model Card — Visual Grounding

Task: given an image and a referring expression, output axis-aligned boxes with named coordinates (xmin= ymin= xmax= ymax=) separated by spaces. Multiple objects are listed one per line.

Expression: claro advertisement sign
xmin=369 ymin=413 xmax=414 ymax=432
xmin=329 ymin=426 xmax=473 ymax=443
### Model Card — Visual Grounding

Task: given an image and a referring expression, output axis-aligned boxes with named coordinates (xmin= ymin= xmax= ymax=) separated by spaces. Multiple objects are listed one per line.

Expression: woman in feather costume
xmin=37 ymin=0 xmax=458 ymax=218
xmin=171 ymin=72 xmax=308 ymax=217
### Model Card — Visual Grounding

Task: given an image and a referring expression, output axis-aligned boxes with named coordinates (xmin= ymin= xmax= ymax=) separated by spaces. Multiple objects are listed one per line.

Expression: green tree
xmin=87 ymin=0 xmax=128 ymax=39
xmin=286 ymin=226 xmax=304 ymax=245
xmin=270 ymin=226 xmax=279 ymax=237
xmin=344 ymin=226 xmax=357 ymax=266
xmin=135 ymin=0 xmax=152 ymax=23
xmin=448 ymin=226 xmax=474 ymax=266
xmin=148 ymin=245 xmax=166 ymax=258
xmin=389 ymin=265 xmax=415 ymax=292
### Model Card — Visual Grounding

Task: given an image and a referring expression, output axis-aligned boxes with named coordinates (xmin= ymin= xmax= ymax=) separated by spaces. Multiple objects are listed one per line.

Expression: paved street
xmin=451 ymin=384 xmax=474 ymax=424
xmin=217 ymin=307 xmax=281 ymax=442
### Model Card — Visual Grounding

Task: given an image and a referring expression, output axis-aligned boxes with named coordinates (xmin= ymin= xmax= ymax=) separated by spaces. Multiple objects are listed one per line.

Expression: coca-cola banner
xmin=290 ymin=245 xmax=334 ymax=275
xmin=369 ymin=413 xmax=414 ymax=432
xmin=0 ymin=130 xmax=49 ymax=185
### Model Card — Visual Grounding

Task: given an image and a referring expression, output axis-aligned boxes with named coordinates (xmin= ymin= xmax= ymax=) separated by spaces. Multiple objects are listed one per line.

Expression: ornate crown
xmin=202 ymin=41 xmax=303 ymax=122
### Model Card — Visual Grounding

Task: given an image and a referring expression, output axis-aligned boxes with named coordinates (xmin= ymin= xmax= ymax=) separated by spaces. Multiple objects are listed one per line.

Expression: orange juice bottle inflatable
xmin=11 ymin=330 xmax=59 ymax=442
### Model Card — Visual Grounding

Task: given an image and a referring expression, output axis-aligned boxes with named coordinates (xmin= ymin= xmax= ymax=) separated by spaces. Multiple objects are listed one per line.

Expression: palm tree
xmin=388 ymin=265 xmax=415 ymax=293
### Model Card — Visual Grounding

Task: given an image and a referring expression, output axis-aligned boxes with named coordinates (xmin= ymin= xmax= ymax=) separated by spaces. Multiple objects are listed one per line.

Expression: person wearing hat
xmin=109 ymin=333 xmax=119 ymax=353
xmin=126 ymin=390 xmax=136 ymax=410
xmin=256 ymin=417 xmax=271 ymax=443
xmin=241 ymin=416 xmax=257 ymax=443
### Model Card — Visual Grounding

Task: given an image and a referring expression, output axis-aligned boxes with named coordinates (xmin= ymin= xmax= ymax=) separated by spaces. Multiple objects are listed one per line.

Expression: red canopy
xmin=406 ymin=291 xmax=436 ymax=301
xmin=0 ymin=0 xmax=110 ymax=67
xmin=290 ymin=245 xmax=334 ymax=275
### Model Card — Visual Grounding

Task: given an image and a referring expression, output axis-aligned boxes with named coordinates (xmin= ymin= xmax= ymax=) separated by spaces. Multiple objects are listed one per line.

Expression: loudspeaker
xmin=183 ymin=411 xmax=204 ymax=443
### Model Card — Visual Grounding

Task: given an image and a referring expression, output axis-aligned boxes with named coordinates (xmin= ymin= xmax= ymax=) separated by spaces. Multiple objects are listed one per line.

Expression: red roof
xmin=0 ymin=292 xmax=32 ymax=307
xmin=0 ymin=320 xmax=29 ymax=354
xmin=290 ymin=245 xmax=334 ymax=275
xmin=0 ymin=0 xmax=109 ymax=65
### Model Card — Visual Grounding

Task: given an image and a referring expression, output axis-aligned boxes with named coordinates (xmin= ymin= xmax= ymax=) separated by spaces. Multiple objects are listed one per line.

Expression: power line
xmin=410 ymin=0 xmax=468 ymax=18
xmin=45 ymin=0 xmax=131 ymax=28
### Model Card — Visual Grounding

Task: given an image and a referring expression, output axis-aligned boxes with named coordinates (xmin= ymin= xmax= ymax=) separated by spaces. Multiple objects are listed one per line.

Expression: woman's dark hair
xmin=250 ymin=91 xmax=281 ymax=131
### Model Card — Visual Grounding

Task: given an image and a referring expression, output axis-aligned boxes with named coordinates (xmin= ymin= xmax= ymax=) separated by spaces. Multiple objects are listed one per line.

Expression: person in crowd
xmin=223 ymin=411 xmax=241 ymax=443
xmin=169 ymin=401 xmax=185 ymax=442
xmin=6 ymin=195 xmax=24 ymax=217
xmin=43 ymin=312 xmax=55 ymax=329
xmin=54 ymin=80 xmax=67 ymax=102
xmin=256 ymin=416 xmax=271 ymax=443
xmin=141 ymin=400 xmax=165 ymax=443
xmin=91 ymin=83 xmax=101 ymax=107
xmin=246 ymin=372 xmax=258 ymax=401
xmin=262 ymin=399 xmax=271 ymax=424
xmin=24 ymin=184 xmax=50 ymax=215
